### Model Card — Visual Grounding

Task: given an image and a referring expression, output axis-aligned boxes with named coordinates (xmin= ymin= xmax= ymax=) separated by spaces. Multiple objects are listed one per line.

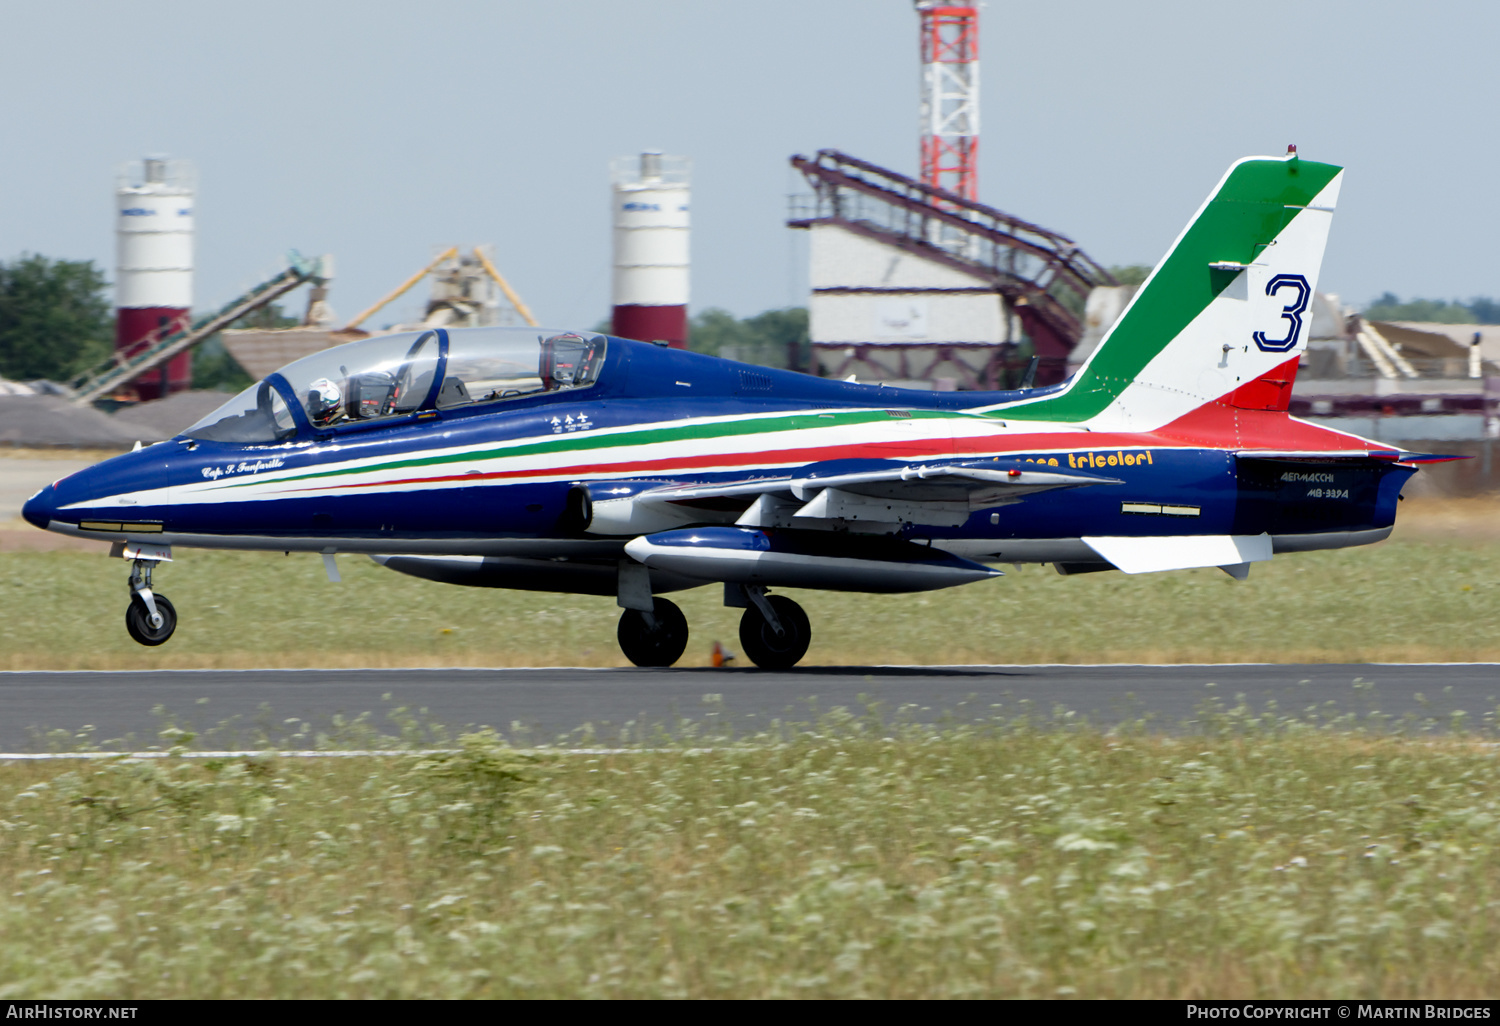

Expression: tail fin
xmin=1006 ymin=152 xmax=1342 ymax=429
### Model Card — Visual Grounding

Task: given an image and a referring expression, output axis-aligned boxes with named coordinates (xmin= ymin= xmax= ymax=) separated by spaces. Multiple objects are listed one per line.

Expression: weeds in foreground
xmin=3 ymin=705 xmax=1500 ymax=998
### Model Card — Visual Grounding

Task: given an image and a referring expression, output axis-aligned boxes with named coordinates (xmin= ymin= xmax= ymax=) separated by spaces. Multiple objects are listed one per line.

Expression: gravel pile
xmin=0 ymin=396 xmax=142 ymax=448
xmin=111 ymin=390 xmax=232 ymax=441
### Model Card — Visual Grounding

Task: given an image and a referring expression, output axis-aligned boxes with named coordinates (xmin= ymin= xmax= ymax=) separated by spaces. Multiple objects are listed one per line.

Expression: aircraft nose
xmin=21 ymin=482 xmax=59 ymax=529
xmin=21 ymin=464 xmax=95 ymax=530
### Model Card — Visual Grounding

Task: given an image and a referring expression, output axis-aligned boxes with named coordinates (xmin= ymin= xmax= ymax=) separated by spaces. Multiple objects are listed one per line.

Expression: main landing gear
xmin=613 ymin=584 xmax=811 ymax=671
xmin=616 ymin=597 xmax=690 ymax=667
xmin=737 ymin=590 xmax=811 ymax=671
xmin=125 ymin=558 xmax=176 ymax=647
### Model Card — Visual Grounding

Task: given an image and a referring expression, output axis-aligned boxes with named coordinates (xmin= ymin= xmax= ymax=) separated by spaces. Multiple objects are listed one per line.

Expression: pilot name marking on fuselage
xmin=202 ymin=457 xmax=286 ymax=481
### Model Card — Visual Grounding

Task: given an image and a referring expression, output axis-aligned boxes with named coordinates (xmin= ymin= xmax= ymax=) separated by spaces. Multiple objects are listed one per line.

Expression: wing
xmin=627 ymin=459 xmax=1121 ymax=530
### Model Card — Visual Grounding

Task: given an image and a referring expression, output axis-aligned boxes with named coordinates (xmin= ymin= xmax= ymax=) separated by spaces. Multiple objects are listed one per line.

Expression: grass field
xmin=4 ymin=712 xmax=1499 ymax=999
xmin=2 ymin=500 xmax=1498 ymax=669
xmin=4 ymin=497 xmax=1497 ymax=998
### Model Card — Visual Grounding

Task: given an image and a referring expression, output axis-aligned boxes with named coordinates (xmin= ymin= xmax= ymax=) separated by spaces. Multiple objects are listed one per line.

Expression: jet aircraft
xmin=23 ymin=152 xmax=1446 ymax=669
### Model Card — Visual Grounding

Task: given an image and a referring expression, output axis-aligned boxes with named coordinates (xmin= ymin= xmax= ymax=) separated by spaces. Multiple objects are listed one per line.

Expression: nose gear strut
xmin=125 ymin=557 xmax=177 ymax=646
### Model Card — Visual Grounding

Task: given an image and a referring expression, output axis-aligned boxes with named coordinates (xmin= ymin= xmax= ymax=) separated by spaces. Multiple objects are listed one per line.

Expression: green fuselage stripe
xmin=216 ymin=408 xmax=958 ymax=489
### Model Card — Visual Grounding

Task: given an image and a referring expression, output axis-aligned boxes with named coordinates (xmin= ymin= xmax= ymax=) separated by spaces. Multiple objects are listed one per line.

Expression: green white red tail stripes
xmin=994 ymin=153 xmax=1343 ymax=431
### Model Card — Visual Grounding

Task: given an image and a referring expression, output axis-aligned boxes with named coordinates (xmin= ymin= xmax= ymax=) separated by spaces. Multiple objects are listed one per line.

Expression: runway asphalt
xmin=0 ymin=457 xmax=94 ymax=519
xmin=1 ymin=663 xmax=1496 ymax=751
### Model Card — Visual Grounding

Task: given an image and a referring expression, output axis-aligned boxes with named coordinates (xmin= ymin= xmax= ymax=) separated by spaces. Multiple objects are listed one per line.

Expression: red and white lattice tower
xmin=916 ymin=2 xmax=979 ymax=201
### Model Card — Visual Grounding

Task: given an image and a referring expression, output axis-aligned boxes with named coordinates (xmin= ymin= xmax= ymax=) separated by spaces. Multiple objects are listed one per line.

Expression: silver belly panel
xmin=45 ymin=522 xmax=627 ymax=560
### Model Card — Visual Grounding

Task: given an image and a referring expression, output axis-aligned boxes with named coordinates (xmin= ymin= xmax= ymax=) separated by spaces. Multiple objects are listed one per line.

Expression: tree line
xmin=1109 ymin=268 xmax=1499 ymax=326
xmin=0 ymin=254 xmax=284 ymax=391
xmin=1362 ymin=293 xmax=1500 ymax=325
xmin=687 ymin=307 xmax=809 ymax=370
xmin=0 ymin=254 xmax=111 ymax=381
xmin=1 ymin=251 xmax=1486 ymax=391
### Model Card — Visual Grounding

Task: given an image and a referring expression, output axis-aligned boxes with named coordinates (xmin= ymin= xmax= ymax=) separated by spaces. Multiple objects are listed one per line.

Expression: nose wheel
xmin=126 ymin=593 xmax=177 ymax=646
xmin=617 ymin=597 xmax=689 ymax=667
xmin=738 ymin=592 xmax=811 ymax=671
xmin=125 ymin=557 xmax=177 ymax=647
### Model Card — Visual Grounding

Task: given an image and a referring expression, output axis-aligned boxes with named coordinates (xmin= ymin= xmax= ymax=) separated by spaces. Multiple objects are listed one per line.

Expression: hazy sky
xmin=1 ymin=0 xmax=1494 ymax=328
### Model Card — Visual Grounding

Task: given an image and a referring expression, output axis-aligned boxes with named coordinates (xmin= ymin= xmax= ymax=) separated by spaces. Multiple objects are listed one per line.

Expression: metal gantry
xmin=67 ymin=254 xmax=330 ymax=406
xmin=789 ymin=150 xmax=1116 ymax=383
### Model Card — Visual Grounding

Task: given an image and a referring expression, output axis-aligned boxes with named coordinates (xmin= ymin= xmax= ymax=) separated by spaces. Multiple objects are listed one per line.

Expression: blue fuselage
xmin=23 ymin=336 xmax=1412 ymax=575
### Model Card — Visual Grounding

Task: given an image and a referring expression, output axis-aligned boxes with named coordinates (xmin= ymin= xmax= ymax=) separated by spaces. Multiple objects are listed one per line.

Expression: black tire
xmin=125 ymin=594 xmax=177 ymax=647
xmin=617 ymin=597 xmax=689 ymax=668
xmin=738 ymin=595 xmax=811 ymax=671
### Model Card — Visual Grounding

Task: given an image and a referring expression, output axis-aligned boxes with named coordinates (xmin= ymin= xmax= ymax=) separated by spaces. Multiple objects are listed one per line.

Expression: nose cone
xmin=22 ymin=454 xmax=172 ymax=534
xmin=22 ymin=465 xmax=100 ymax=531
xmin=21 ymin=483 xmax=59 ymax=529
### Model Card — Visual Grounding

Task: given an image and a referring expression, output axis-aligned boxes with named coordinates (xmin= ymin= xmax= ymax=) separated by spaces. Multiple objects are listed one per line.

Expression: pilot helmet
xmin=307 ymin=377 xmax=343 ymax=424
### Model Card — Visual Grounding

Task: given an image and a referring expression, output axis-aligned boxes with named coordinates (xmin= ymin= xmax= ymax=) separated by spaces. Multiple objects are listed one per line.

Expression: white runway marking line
xmin=0 ymin=748 xmax=683 ymax=761
xmin=8 ymin=736 xmax=1493 ymax=761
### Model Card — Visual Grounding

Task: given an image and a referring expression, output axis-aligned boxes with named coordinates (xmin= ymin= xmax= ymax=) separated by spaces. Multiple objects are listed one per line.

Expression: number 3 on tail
xmin=1253 ymin=274 xmax=1310 ymax=352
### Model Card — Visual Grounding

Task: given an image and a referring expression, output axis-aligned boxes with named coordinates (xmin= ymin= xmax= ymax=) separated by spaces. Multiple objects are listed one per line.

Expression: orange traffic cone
xmin=711 ymin=641 xmax=736 ymax=667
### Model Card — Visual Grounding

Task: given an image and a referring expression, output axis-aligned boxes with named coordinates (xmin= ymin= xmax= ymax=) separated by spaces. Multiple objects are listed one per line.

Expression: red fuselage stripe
xmin=275 ymin=418 xmax=1374 ymax=496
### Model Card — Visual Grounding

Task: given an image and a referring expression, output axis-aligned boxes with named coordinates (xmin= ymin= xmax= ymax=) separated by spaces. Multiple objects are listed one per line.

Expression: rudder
xmin=1002 ymin=151 xmax=1342 ymax=430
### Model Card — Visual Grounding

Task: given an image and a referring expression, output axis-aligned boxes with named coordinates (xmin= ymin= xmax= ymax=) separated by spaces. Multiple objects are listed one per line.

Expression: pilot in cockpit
xmin=540 ymin=333 xmax=593 ymax=391
xmin=307 ymin=377 xmax=346 ymax=427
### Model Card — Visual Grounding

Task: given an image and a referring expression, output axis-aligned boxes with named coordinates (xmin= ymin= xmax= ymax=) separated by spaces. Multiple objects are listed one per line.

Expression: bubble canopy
xmin=184 ymin=327 xmax=608 ymax=444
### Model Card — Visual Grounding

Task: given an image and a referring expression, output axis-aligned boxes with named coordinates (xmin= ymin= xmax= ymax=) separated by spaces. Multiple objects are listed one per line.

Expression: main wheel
xmin=738 ymin=595 xmax=811 ymax=671
xmin=617 ymin=597 xmax=689 ymax=667
xmin=125 ymin=594 xmax=177 ymax=647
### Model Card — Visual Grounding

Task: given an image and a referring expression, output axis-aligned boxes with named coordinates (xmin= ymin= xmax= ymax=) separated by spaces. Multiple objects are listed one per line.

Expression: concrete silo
xmin=116 ymin=156 xmax=194 ymax=400
xmin=610 ymin=152 xmax=689 ymax=348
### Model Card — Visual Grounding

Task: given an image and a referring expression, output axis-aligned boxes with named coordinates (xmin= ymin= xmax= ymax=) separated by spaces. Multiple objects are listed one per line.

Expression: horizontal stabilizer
xmin=1389 ymin=452 xmax=1470 ymax=464
xmin=1082 ymin=534 xmax=1272 ymax=575
xmin=1236 ymin=449 xmax=1469 ymax=465
xmin=1236 ymin=449 xmax=1401 ymax=461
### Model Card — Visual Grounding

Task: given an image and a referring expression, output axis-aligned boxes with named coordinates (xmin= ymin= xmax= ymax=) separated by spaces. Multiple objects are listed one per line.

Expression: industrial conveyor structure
xmin=339 ymin=246 xmax=538 ymax=334
xmin=789 ymin=150 xmax=1115 ymax=388
xmin=68 ymin=254 xmax=330 ymax=406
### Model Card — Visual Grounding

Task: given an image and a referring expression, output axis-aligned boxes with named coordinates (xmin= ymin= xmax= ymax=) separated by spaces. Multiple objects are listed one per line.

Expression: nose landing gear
xmin=125 ymin=558 xmax=177 ymax=646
